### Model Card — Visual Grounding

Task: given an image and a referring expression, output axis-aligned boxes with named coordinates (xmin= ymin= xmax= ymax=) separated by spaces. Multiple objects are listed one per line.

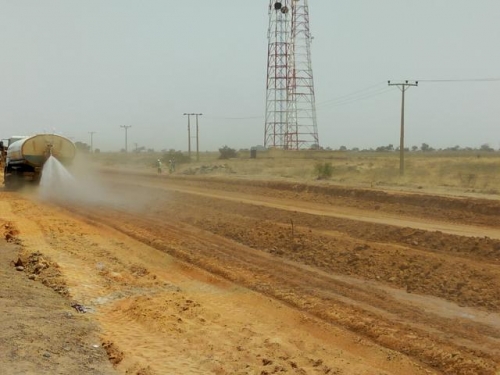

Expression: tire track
xmin=71 ymin=205 xmax=500 ymax=375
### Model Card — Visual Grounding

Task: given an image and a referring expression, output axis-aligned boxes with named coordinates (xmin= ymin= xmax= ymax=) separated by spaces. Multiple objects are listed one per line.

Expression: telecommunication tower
xmin=264 ymin=0 xmax=319 ymax=150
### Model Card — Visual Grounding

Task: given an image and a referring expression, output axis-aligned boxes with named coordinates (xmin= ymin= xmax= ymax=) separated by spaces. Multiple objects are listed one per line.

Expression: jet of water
xmin=39 ymin=155 xmax=77 ymax=200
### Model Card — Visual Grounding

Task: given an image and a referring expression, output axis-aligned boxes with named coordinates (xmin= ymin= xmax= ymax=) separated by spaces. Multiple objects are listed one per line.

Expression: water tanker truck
xmin=3 ymin=134 xmax=76 ymax=189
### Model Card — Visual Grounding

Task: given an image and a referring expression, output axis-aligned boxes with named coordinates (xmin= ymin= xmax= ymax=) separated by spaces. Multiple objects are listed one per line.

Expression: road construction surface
xmin=1 ymin=171 xmax=500 ymax=375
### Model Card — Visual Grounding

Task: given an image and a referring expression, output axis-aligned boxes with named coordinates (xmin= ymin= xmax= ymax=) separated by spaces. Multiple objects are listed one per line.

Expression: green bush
xmin=315 ymin=162 xmax=333 ymax=179
xmin=162 ymin=150 xmax=191 ymax=164
xmin=219 ymin=146 xmax=238 ymax=159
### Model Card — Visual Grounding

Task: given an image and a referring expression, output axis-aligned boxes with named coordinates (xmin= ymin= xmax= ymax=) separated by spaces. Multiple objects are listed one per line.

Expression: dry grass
xmin=88 ymin=149 xmax=500 ymax=197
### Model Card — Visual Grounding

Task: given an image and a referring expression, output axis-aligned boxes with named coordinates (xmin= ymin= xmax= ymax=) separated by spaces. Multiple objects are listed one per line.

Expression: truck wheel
xmin=4 ymin=168 xmax=20 ymax=190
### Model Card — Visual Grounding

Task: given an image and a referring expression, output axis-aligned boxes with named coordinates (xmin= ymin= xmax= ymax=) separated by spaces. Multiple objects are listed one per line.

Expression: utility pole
xmin=194 ymin=113 xmax=202 ymax=161
xmin=120 ymin=125 xmax=132 ymax=152
xmin=88 ymin=131 xmax=96 ymax=153
xmin=183 ymin=113 xmax=192 ymax=159
xmin=388 ymin=80 xmax=418 ymax=175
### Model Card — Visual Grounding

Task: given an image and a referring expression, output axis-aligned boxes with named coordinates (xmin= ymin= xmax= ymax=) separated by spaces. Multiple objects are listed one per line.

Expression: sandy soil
xmin=0 ymin=232 xmax=115 ymax=374
xmin=1 ymin=170 xmax=500 ymax=375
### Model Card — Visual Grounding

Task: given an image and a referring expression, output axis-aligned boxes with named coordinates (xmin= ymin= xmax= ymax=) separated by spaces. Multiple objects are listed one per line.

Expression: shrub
xmin=314 ymin=162 xmax=333 ymax=180
xmin=219 ymin=146 xmax=237 ymax=159
xmin=162 ymin=149 xmax=190 ymax=164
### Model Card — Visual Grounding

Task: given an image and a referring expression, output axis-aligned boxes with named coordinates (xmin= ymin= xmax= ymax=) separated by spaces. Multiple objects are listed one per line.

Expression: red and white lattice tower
xmin=264 ymin=0 xmax=292 ymax=149
xmin=264 ymin=0 xmax=319 ymax=150
xmin=288 ymin=0 xmax=319 ymax=149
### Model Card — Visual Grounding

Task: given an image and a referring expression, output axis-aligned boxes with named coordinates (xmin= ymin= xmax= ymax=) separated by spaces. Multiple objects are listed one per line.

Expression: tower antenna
xmin=264 ymin=0 xmax=319 ymax=150
xmin=265 ymin=1 xmax=292 ymax=149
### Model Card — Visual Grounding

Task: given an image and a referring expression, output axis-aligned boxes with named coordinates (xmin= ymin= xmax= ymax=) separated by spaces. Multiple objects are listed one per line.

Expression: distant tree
xmin=339 ymin=145 xmax=347 ymax=151
xmin=219 ymin=145 xmax=238 ymax=159
xmin=480 ymin=143 xmax=494 ymax=152
xmin=421 ymin=143 xmax=434 ymax=152
xmin=75 ymin=141 xmax=90 ymax=153
xmin=162 ymin=149 xmax=191 ymax=164
xmin=310 ymin=143 xmax=320 ymax=150
xmin=352 ymin=147 xmax=360 ymax=152
xmin=376 ymin=144 xmax=394 ymax=152
xmin=94 ymin=148 xmax=101 ymax=153
xmin=411 ymin=145 xmax=418 ymax=152
xmin=147 ymin=148 xmax=155 ymax=153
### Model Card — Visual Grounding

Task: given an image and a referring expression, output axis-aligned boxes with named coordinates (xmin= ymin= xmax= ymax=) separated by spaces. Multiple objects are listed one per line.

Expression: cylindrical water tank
xmin=7 ymin=134 xmax=76 ymax=167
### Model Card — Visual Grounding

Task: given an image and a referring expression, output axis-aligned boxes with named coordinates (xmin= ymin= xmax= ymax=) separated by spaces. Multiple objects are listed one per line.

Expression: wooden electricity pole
xmin=120 ymin=125 xmax=132 ymax=153
xmin=388 ymin=80 xmax=418 ymax=175
xmin=88 ymin=131 xmax=96 ymax=153
xmin=184 ymin=113 xmax=202 ymax=161
xmin=194 ymin=113 xmax=202 ymax=162
xmin=183 ymin=113 xmax=192 ymax=159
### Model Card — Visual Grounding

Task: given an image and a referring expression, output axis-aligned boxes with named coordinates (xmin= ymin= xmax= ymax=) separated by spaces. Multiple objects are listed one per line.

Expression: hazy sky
xmin=1 ymin=1 xmax=499 ymax=152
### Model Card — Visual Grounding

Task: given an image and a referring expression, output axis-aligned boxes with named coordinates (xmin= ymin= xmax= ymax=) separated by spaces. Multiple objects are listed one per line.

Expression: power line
xmin=204 ymin=115 xmax=264 ymax=120
xmin=201 ymin=77 xmax=500 ymax=121
xmin=317 ymin=87 xmax=396 ymax=109
xmin=316 ymin=81 xmax=387 ymax=106
xmin=417 ymin=78 xmax=500 ymax=83
xmin=204 ymin=87 xmax=395 ymax=119
xmin=206 ymin=82 xmax=393 ymax=118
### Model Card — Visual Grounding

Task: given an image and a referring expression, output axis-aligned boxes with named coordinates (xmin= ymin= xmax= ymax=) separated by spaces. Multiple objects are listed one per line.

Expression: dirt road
xmin=1 ymin=171 xmax=500 ymax=374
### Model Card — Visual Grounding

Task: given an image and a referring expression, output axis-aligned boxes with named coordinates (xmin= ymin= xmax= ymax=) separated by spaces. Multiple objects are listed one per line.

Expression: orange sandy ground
xmin=1 ymin=171 xmax=500 ymax=375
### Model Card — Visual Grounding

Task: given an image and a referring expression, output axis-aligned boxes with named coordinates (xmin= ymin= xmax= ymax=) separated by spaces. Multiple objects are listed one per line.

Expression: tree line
xmin=335 ymin=143 xmax=496 ymax=153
